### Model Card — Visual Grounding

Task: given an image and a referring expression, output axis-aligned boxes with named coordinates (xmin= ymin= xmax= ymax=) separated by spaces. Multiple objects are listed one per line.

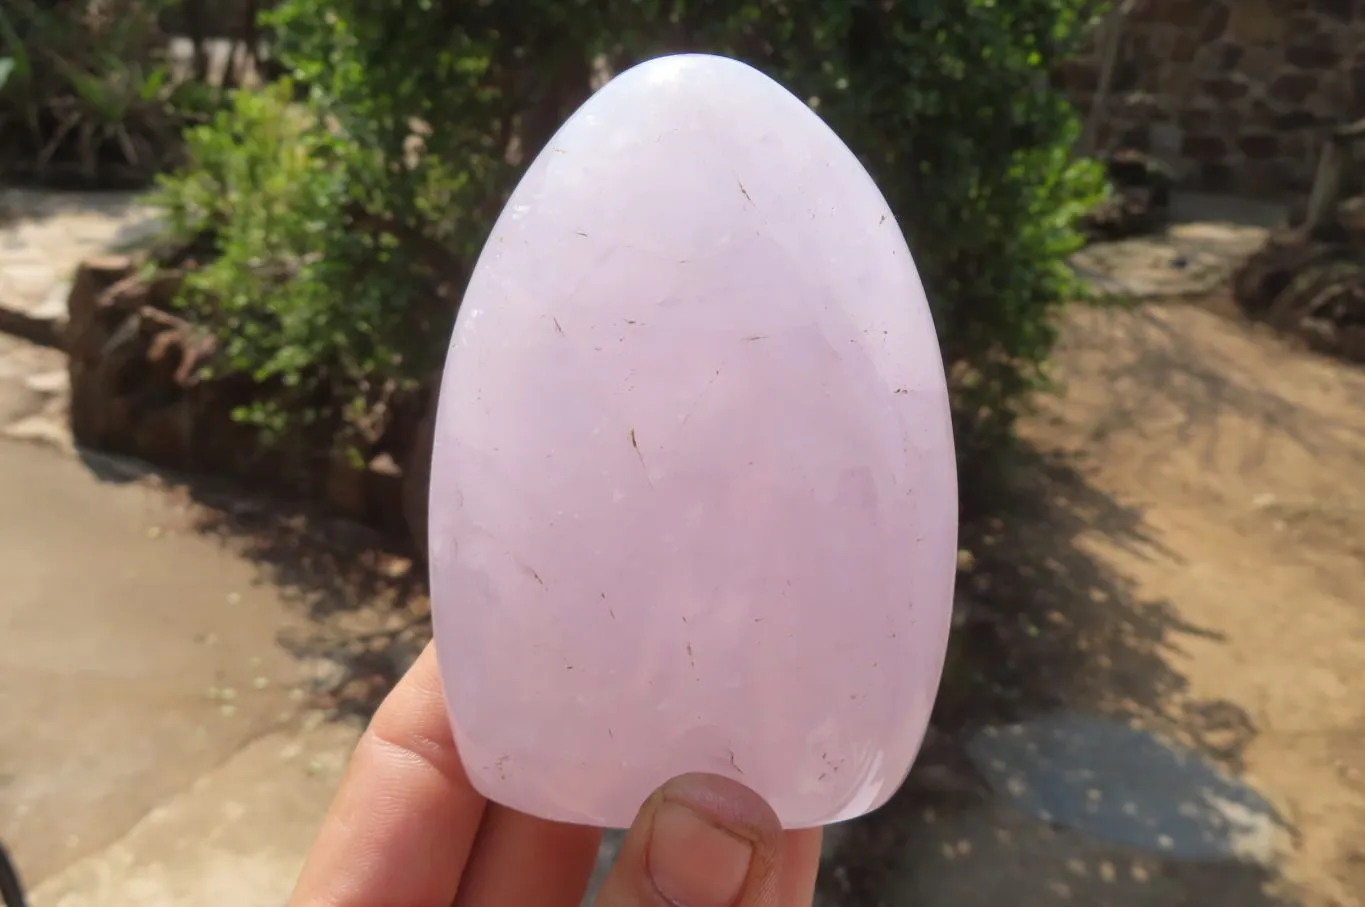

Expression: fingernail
xmin=647 ymin=800 xmax=753 ymax=907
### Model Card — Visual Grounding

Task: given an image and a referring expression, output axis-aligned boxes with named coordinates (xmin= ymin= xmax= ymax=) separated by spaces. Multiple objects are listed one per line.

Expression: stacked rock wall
xmin=1059 ymin=0 xmax=1363 ymax=195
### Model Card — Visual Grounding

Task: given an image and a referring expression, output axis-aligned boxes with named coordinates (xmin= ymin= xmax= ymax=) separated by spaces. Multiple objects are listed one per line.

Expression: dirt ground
xmin=1031 ymin=297 xmax=1365 ymax=906
xmin=814 ymin=295 xmax=1365 ymax=907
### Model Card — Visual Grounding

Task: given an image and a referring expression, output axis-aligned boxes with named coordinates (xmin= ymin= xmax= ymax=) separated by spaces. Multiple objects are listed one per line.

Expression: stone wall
xmin=63 ymin=256 xmax=432 ymax=553
xmin=1059 ymin=0 xmax=1364 ymax=195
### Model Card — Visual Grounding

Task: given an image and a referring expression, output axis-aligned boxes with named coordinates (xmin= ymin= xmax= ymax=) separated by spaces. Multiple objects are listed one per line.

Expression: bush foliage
xmin=0 ymin=0 xmax=232 ymax=187
xmin=150 ymin=0 xmax=1107 ymax=452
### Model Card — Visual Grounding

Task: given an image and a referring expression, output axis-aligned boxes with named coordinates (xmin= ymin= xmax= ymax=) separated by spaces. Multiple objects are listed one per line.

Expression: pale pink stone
xmin=429 ymin=53 xmax=957 ymax=829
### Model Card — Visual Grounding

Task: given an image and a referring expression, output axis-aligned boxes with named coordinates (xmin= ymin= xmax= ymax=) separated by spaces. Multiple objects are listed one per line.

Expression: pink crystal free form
xmin=429 ymin=53 xmax=958 ymax=829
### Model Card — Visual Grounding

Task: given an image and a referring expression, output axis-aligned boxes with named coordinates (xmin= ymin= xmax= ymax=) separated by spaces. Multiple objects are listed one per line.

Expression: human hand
xmin=287 ymin=643 xmax=823 ymax=906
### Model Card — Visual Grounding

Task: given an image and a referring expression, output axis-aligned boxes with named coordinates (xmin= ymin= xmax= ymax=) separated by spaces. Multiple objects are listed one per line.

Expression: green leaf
xmin=0 ymin=6 xmax=30 ymax=84
xmin=138 ymin=65 xmax=170 ymax=102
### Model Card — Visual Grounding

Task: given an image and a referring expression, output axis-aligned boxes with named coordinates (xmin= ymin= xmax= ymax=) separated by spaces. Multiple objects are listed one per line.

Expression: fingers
xmin=288 ymin=642 xmax=486 ymax=907
xmin=777 ymin=827 xmax=824 ymax=905
xmin=288 ymin=642 xmax=823 ymax=907
xmin=452 ymin=803 xmax=602 ymax=907
xmin=593 ymin=774 xmax=818 ymax=907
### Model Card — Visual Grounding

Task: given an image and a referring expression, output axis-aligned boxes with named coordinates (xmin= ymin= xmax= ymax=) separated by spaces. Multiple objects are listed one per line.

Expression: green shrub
xmin=0 ymin=0 xmax=213 ymax=187
xmin=151 ymin=0 xmax=1107 ymax=454
xmin=152 ymin=1 xmax=605 ymax=448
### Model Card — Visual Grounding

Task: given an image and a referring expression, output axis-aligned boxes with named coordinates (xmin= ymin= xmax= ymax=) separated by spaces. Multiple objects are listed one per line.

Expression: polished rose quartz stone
xmin=429 ymin=53 xmax=958 ymax=829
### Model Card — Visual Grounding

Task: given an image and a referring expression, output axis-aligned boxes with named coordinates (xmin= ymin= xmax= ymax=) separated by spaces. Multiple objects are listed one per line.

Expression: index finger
xmin=288 ymin=642 xmax=486 ymax=907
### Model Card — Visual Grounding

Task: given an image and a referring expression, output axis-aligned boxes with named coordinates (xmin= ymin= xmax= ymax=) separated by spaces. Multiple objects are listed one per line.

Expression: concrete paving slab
xmin=0 ymin=189 xmax=161 ymax=345
xmin=0 ymin=439 xmax=314 ymax=887
xmin=28 ymin=719 xmax=361 ymax=907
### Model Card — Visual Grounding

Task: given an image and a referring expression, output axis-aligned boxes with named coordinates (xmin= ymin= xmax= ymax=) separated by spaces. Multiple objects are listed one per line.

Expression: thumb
xmin=593 ymin=773 xmax=785 ymax=907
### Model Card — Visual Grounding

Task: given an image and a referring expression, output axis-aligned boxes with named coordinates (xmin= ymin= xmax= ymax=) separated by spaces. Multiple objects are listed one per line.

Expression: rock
xmin=1162 ymin=0 xmax=1211 ymax=30
xmin=1055 ymin=60 xmax=1100 ymax=93
xmin=23 ymin=369 xmax=68 ymax=395
xmin=67 ymin=275 xmax=206 ymax=464
xmin=322 ymin=451 xmax=409 ymax=536
xmin=1232 ymin=232 xmax=1365 ymax=365
xmin=64 ymin=256 xmax=137 ymax=332
xmin=1176 ymin=107 xmax=1214 ymax=133
xmin=1237 ymin=134 xmax=1279 ymax=160
xmin=1195 ymin=4 xmax=1231 ymax=42
xmin=64 ymin=257 xmax=143 ymax=442
xmin=428 ymin=54 xmax=958 ymax=829
xmin=1274 ymin=110 xmax=1320 ymax=132
xmin=324 ymin=456 xmax=369 ymax=520
xmin=1181 ymin=133 xmax=1229 ymax=162
xmin=1080 ymin=150 xmax=1173 ymax=242
xmin=128 ymin=397 xmax=196 ymax=467
xmin=1170 ymin=33 xmax=1198 ymax=64
xmin=1227 ymin=0 xmax=1279 ymax=45
xmin=1267 ymin=72 xmax=1319 ymax=105
xmin=1198 ymin=163 xmax=1236 ymax=192
xmin=1201 ymin=76 xmax=1249 ymax=101
xmin=365 ymin=453 xmax=407 ymax=538
xmin=1215 ymin=42 xmax=1244 ymax=71
xmin=1231 ymin=232 xmax=1331 ymax=315
xmin=1338 ymin=196 xmax=1365 ymax=238
xmin=1285 ymin=34 xmax=1340 ymax=70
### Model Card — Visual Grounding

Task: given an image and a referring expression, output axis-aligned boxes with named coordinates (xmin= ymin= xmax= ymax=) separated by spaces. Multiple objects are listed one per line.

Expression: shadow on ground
xmin=71 ymin=377 xmax=1300 ymax=906
xmin=1062 ymin=301 xmax=1365 ymax=475
xmin=0 ymin=188 xmax=163 ymax=251
xmin=1037 ymin=297 xmax=1365 ymax=584
xmin=75 ymin=445 xmax=429 ymax=718
xmin=813 ymin=442 xmax=1296 ymax=907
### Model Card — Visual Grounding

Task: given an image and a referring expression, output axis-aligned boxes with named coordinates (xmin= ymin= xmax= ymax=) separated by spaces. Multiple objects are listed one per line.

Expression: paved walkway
xmin=0 ymin=390 xmax=360 ymax=905
xmin=0 ymin=189 xmax=355 ymax=905
xmin=0 ymin=190 xmax=161 ymax=345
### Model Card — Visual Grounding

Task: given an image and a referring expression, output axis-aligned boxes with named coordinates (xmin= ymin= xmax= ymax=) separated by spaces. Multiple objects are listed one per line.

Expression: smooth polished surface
xmin=429 ymin=53 xmax=957 ymax=829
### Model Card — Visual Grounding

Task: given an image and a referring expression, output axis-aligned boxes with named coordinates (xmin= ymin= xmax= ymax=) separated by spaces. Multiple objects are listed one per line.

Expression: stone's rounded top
xmin=561 ymin=52 xmax=837 ymax=161
xmin=431 ymin=53 xmax=957 ymax=830
xmin=621 ymin=52 xmax=762 ymax=86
